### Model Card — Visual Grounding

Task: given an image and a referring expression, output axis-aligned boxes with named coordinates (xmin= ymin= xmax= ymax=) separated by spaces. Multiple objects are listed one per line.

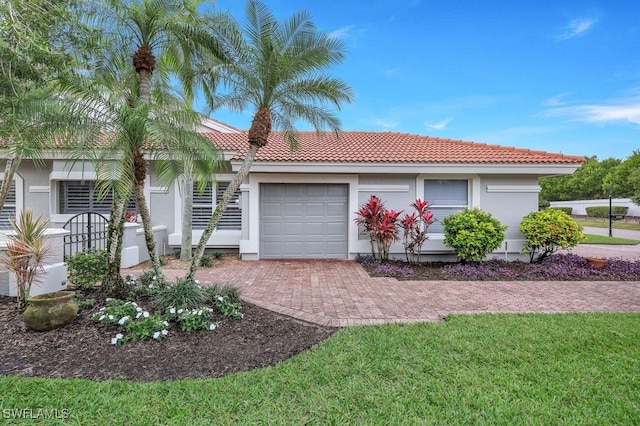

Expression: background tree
xmin=186 ymin=0 xmax=353 ymax=280
xmin=539 ymin=156 xmax=621 ymax=202
xmin=0 ymin=0 xmax=79 ymax=214
xmin=603 ymin=151 xmax=640 ymax=198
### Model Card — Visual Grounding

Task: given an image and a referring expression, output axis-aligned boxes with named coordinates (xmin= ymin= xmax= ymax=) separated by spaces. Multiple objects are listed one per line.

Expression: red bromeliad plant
xmin=400 ymin=199 xmax=436 ymax=263
xmin=354 ymin=195 xmax=402 ymax=262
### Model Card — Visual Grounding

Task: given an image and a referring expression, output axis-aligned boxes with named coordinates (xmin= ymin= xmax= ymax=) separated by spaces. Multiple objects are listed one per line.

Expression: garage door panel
xmin=304 ymin=202 xmax=324 ymax=216
xmin=325 ymin=202 xmax=346 ymax=216
xmin=262 ymin=185 xmax=282 ymax=197
xmin=326 ymin=242 xmax=347 ymax=256
xmin=304 ymin=185 xmax=326 ymax=197
xmin=305 ymin=222 xmax=325 ymax=236
xmin=283 ymin=222 xmax=304 ymax=235
xmin=261 ymin=222 xmax=282 ymax=236
xmin=262 ymin=202 xmax=282 ymax=217
xmin=326 ymin=222 xmax=346 ymax=236
xmin=260 ymin=183 xmax=347 ymax=259
xmin=283 ymin=241 xmax=304 ymax=255
xmin=284 ymin=202 xmax=304 ymax=216
xmin=284 ymin=185 xmax=304 ymax=197
xmin=326 ymin=185 xmax=348 ymax=197
xmin=303 ymin=242 xmax=326 ymax=256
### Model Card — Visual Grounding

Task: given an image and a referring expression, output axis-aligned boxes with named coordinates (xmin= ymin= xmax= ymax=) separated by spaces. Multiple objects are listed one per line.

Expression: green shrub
xmin=585 ymin=206 xmax=629 ymax=218
xmin=66 ymin=249 xmax=107 ymax=289
xmin=199 ymin=254 xmax=213 ymax=267
xmin=212 ymin=252 xmax=224 ymax=260
xmin=519 ymin=209 xmax=584 ymax=263
xmin=154 ymin=277 xmax=207 ymax=310
xmin=172 ymin=248 xmax=181 ymax=259
xmin=442 ymin=207 xmax=507 ymax=262
xmin=538 ymin=199 xmax=550 ymax=210
xmin=551 ymin=207 xmax=573 ymax=215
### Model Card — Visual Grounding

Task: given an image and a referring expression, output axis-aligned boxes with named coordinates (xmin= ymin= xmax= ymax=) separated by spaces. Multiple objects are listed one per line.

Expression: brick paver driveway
xmin=167 ymin=259 xmax=640 ymax=327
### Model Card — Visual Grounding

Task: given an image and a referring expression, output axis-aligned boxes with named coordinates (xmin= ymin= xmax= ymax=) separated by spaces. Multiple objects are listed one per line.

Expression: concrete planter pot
xmin=23 ymin=291 xmax=78 ymax=331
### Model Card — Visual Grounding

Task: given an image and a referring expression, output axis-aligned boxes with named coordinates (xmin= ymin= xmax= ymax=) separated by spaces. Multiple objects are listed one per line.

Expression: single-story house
xmin=0 ymin=118 xmax=585 ymax=263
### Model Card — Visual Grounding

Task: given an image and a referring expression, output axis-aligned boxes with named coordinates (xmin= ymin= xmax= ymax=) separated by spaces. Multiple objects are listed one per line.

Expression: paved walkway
xmin=570 ymin=227 xmax=640 ymax=261
xmin=164 ymin=258 xmax=640 ymax=327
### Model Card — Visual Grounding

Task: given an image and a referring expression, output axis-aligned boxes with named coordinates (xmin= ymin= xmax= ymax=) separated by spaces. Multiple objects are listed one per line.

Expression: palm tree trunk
xmin=138 ymin=68 xmax=152 ymax=104
xmin=180 ymin=167 xmax=193 ymax=261
xmin=103 ymin=196 xmax=127 ymax=295
xmin=135 ymin=177 xmax=164 ymax=282
xmin=186 ymin=143 xmax=259 ymax=281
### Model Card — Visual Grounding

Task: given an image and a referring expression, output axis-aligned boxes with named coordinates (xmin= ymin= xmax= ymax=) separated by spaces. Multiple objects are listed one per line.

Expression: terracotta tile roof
xmin=202 ymin=131 xmax=586 ymax=164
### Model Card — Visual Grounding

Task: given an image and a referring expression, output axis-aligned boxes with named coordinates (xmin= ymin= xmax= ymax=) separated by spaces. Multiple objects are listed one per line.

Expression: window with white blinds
xmin=424 ymin=179 xmax=469 ymax=233
xmin=59 ymin=181 xmax=136 ymax=214
xmin=192 ymin=182 xmax=241 ymax=230
xmin=0 ymin=181 xmax=16 ymax=230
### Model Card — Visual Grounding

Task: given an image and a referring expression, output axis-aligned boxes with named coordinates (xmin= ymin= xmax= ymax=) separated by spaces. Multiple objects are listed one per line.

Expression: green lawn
xmin=3 ymin=313 xmax=639 ymax=425
xmin=575 ymin=219 xmax=640 ymax=231
xmin=582 ymin=234 xmax=640 ymax=245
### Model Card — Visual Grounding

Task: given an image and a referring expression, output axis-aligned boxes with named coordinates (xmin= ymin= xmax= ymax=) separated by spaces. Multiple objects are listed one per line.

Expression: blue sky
xmin=208 ymin=0 xmax=640 ymax=160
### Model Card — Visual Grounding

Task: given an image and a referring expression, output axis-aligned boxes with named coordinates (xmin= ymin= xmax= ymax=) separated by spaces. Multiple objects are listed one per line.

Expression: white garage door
xmin=260 ymin=183 xmax=348 ymax=259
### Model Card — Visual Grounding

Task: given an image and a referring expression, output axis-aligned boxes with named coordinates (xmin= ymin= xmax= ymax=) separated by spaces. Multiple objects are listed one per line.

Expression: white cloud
xmin=542 ymin=93 xmax=569 ymax=107
xmin=545 ymin=93 xmax=640 ymax=125
xmin=426 ymin=118 xmax=452 ymax=130
xmin=383 ymin=68 xmax=402 ymax=78
xmin=558 ymin=18 xmax=597 ymax=40
xmin=328 ymin=25 xmax=356 ymax=40
xmin=374 ymin=118 xmax=399 ymax=129
xmin=548 ymin=104 xmax=640 ymax=125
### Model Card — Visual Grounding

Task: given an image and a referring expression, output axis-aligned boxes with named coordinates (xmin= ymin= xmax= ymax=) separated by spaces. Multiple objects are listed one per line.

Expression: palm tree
xmin=56 ymin=68 xmax=221 ymax=293
xmin=186 ymin=0 xmax=353 ymax=280
xmin=80 ymin=0 xmax=228 ymax=283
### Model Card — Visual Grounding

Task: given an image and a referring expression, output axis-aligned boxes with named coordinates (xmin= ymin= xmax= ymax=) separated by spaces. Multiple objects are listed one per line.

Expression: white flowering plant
xmin=92 ymin=299 xmax=139 ymax=326
xmin=93 ymin=298 xmax=169 ymax=344
xmin=168 ymin=306 xmax=217 ymax=332
xmin=125 ymin=271 xmax=163 ymax=299
xmin=122 ymin=313 xmax=170 ymax=343
xmin=214 ymin=296 xmax=244 ymax=319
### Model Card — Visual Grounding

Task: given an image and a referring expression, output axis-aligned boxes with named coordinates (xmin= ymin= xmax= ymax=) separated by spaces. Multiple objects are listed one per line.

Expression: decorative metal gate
xmin=62 ymin=212 xmax=108 ymax=260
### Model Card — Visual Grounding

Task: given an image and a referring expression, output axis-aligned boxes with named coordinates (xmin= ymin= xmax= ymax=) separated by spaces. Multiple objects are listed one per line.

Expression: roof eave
xmin=229 ymin=160 xmax=583 ymax=175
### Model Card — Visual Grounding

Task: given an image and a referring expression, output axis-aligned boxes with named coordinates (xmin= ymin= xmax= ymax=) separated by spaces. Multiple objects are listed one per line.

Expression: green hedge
xmin=585 ymin=206 xmax=629 ymax=218
xmin=550 ymin=207 xmax=573 ymax=215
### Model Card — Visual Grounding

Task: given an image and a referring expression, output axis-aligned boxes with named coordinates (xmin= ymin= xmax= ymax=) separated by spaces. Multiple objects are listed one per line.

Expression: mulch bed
xmin=0 ymin=289 xmax=337 ymax=382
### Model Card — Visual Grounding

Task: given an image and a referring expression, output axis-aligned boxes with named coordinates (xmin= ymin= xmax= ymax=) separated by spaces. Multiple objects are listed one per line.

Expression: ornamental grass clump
xmin=155 ymin=277 xmax=207 ymax=310
xmin=0 ymin=210 xmax=53 ymax=309
xmin=519 ymin=209 xmax=584 ymax=263
xmin=442 ymin=207 xmax=507 ymax=262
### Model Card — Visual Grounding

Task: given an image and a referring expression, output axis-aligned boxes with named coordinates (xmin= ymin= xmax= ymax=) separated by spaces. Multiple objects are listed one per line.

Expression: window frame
xmin=191 ymin=181 xmax=241 ymax=231
xmin=58 ymin=180 xmax=137 ymax=215
xmin=416 ymin=174 xmax=480 ymax=235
